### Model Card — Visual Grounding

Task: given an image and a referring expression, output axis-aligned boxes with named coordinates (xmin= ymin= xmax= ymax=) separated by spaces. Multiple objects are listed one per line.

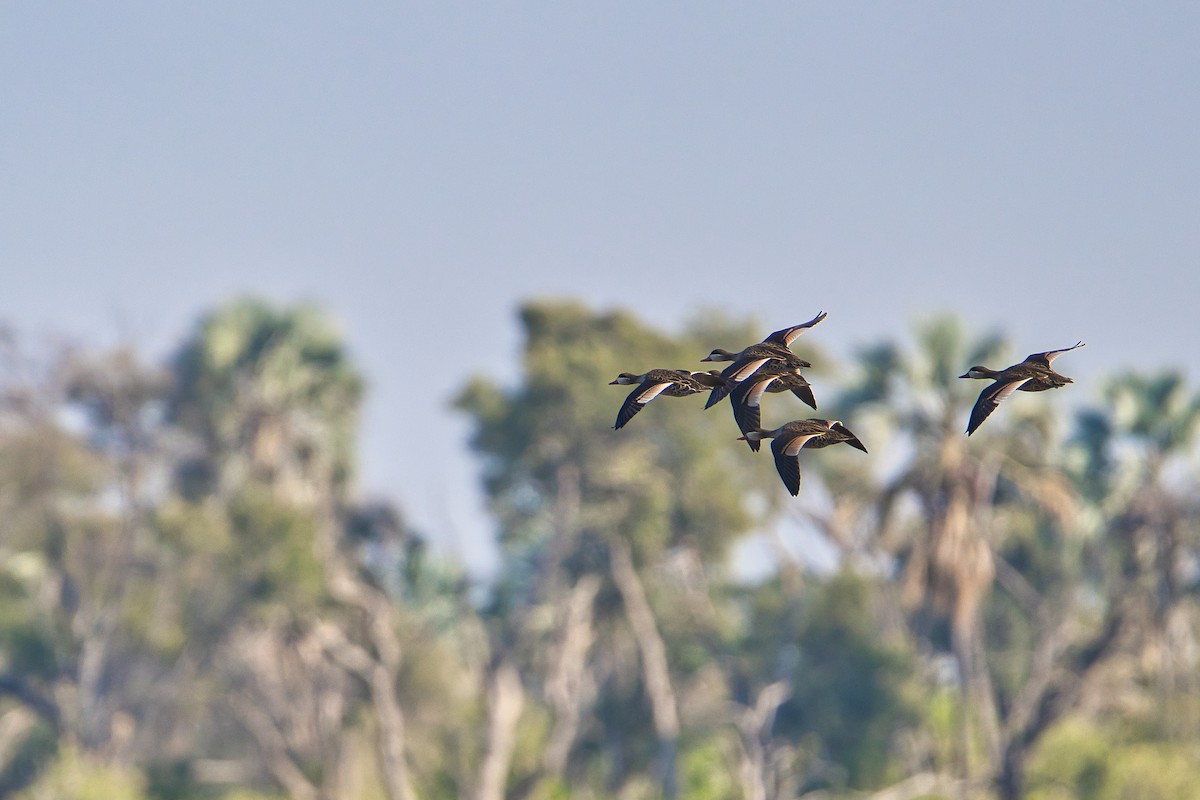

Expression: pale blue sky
xmin=4 ymin=4 xmax=1198 ymax=574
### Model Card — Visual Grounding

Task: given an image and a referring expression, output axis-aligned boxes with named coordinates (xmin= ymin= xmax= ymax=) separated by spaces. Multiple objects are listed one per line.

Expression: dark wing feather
xmin=770 ymin=437 xmax=802 ymax=496
xmin=788 ymin=378 xmax=818 ymax=410
xmin=613 ymin=380 xmax=673 ymax=430
xmin=966 ymin=377 xmax=1033 ymax=435
xmin=730 ymin=379 xmax=770 ymax=451
xmin=763 ymin=311 xmax=828 ymax=346
xmin=804 ymin=423 xmax=866 ymax=452
xmin=704 ymin=383 xmax=729 ymax=409
xmin=830 ymin=422 xmax=868 ymax=452
xmin=1022 ymin=341 xmax=1084 ymax=368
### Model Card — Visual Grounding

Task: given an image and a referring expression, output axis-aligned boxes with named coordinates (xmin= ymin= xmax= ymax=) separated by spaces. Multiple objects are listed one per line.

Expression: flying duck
xmin=701 ymin=311 xmax=826 ymax=407
xmin=738 ymin=418 xmax=868 ymax=496
xmin=959 ymin=341 xmax=1085 ymax=436
xmin=609 ymin=369 xmax=725 ymax=430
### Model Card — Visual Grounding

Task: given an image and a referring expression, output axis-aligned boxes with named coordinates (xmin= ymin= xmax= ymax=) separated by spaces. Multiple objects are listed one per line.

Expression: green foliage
xmin=1027 ymin=717 xmax=1200 ymax=800
xmin=226 ymin=484 xmax=326 ymax=610
xmin=740 ymin=571 xmax=918 ymax=790
xmin=1107 ymin=371 xmax=1200 ymax=453
xmin=1100 ymin=743 xmax=1200 ymax=800
xmin=792 ymin=573 xmax=917 ymax=788
xmin=0 ymin=620 xmax=58 ymax=679
xmin=169 ymin=297 xmax=364 ymax=498
xmin=14 ymin=745 xmax=148 ymax=800
xmin=150 ymin=486 xmax=326 ymax=639
xmin=680 ymin=734 xmax=738 ymax=800
xmin=5 ymin=298 xmax=1200 ymax=800
xmin=455 ymin=298 xmax=768 ymax=564
xmin=0 ymin=425 xmax=105 ymax=552
xmin=1026 ymin=717 xmax=1111 ymax=799
xmin=215 ymin=791 xmax=287 ymax=800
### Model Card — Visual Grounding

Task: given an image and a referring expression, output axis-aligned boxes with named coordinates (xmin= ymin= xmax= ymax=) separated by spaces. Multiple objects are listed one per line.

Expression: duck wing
xmin=785 ymin=375 xmax=818 ymax=410
xmin=723 ymin=355 xmax=775 ymax=383
xmin=730 ymin=375 xmax=779 ymax=451
xmin=827 ymin=422 xmax=868 ymax=452
xmin=966 ymin=376 xmax=1035 ymax=435
xmin=763 ymin=311 xmax=828 ymax=346
xmin=769 ymin=437 xmax=803 ymax=496
xmin=770 ymin=427 xmax=825 ymax=495
xmin=613 ymin=378 xmax=677 ymax=430
xmin=803 ymin=422 xmax=867 ymax=452
xmin=1022 ymin=341 xmax=1085 ymax=368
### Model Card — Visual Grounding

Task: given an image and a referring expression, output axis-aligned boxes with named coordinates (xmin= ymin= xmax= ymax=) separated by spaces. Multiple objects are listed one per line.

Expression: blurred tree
xmin=969 ymin=368 xmax=1200 ymax=799
xmin=164 ymin=298 xmax=427 ymax=800
xmin=4 ymin=297 xmax=1199 ymax=800
xmin=825 ymin=320 xmax=1200 ymax=800
xmin=828 ymin=316 xmax=1122 ymax=798
xmin=731 ymin=570 xmax=920 ymax=795
xmin=1061 ymin=372 xmax=1200 ymax=724
xmin=0 ymin=333 xmax=82 ymax=793
xmin=168 ymin=297 xmax=363 ymax=506
xmin=832 ymin=317 xmax=1011 ymax=778
xmin=457 ymin=299 xmax=774 ymax=798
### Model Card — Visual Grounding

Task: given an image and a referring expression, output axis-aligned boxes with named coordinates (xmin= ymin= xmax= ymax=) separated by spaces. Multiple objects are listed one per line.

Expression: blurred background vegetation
xmin=0 ymin=295 xmax=1197 ymax=800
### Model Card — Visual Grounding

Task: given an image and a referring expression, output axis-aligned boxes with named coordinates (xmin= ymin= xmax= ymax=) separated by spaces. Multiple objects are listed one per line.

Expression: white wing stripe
xmin=732 ymin=358 xmax=771 ymax=381
xmin=993 ymin=377 xmax=1033 ymax=405
xmin=783 ymin=433 xmax=820 ymax=456
xmin=636 ymin=382 xmax=674 ymax=404
xmin=745 ymin=376 xmax=777 ymax=407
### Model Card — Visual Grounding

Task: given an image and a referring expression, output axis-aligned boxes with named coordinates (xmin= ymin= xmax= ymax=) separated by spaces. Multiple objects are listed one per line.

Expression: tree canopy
xmin=0 ymin=296 xmax=1197 ymax=800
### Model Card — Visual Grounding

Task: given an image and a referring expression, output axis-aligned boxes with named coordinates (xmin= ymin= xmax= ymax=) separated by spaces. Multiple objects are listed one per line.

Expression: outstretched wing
xmin=763 ymin=311 xmax=828 ymax=347
xmin=730 ymin=375 xmax=777 ymax=451
xmin=829 ymin=422 xmax=868 ymax=452
xmin=1022 ymin=341 xmax=1085 ymax=368
xmin=613 ymin=380 xmax=674 ymax=430
xmin=724 ymin=356 xmax=774 ymax=383
xmin=966 ymin=377 xmax=1034 ymax=435
xmin=770 ymin=429 xmax=823 ymax=495
xmin=770 ymin=437 xmax=803 ymax=496
xmin=804 ymin=422 xmax=867 ymax=452
xmin=787 ymin=377 xmax=818 ymax=410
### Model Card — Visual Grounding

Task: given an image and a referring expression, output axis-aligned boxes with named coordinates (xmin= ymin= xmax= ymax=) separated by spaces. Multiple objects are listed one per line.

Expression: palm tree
xmin=978 ymin=369 xmax=1200 ymax=799
xmin=168 ymin=297 xmax=363 ymax=507
xmin=1065 ymin=372 xmax=1200 ymax=733
xmin=828 ymin=316 xmax=1090 ymax=796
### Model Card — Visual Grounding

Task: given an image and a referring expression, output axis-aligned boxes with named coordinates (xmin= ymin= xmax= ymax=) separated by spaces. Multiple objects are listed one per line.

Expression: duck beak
xmin=608 ymin=379 xmax=620 ymax=385
xmin=958 ymin=372 xmax=971 ymax=379
xmin=699 ymin=356 xmax=714 ymax=362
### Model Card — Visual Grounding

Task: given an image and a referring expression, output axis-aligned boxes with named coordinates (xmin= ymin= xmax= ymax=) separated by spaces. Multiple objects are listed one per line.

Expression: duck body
xmin=609 ymin=369 xmax=720 ymax=430
xmin=959 ymin=341 xmax=1085 ymax=435
xmin=738 ymin=418 xmax=867 ymax=496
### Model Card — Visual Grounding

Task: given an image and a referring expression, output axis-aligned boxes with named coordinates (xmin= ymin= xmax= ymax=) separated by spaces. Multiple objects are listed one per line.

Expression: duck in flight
xmin=959 ymin=341 xmax=1085 ymax=436
xmin=738 ymin=418 xmax=868 ymax=496
xmin=609 ymin=369 xmax=726 ymax=430
xmin=701 ymin=311 xmax=826 ymax=407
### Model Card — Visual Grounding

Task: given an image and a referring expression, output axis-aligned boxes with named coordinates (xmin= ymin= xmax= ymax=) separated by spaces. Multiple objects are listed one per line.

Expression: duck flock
xmin=608 ymin=311 xmax=1085 ymax=497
